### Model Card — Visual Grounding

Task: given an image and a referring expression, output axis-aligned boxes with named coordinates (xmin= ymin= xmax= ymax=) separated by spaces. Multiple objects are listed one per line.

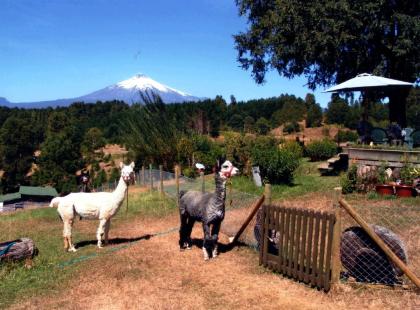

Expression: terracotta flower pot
xmin=375 ymin=184 xmax=394 ymax=196
xmin=395 ymin=185 xmax=414 ymax=198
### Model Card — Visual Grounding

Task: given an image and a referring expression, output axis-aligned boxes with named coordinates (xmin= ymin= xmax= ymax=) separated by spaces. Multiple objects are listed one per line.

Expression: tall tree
xmin=306 ymin=103 xmax=323 ymax=128
xmin=325 ymin=96 xmax=350 ymax=125
xmin=0 ymin=116 xmax=37 ymax=192
xmin=234 ymin=1 xmax=419 ymax=124
xmin=32 ymin=111 xmax=83 ymax=193
xmin=235 ymin=1 xmax=419 ymax=86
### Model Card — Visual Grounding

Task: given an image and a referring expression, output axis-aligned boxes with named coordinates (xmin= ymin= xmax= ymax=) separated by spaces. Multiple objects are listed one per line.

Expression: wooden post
xmin=261 ymin=204 xmax=270 ymax=266
xmin=149 ymin=164 xmax=153 ymax=190
xmin=141 ymin=165 xmax=145 ymax=187
xmin=339 ymin=198 xmax=420 ymax=289
xmin=200 ymin=171 xmax=205 ymax=193
xmin=264 ymin=183 xmax=272 ymax=206
xmin=330 ymin=205 xmax=342 ymax=287
xmin=230 ymin=194 xmax=265 ymax=245
xmin=175 ymin=165 xmax=180 ymax=207
xmin=159 ymin=165 xmax=164 ymax=195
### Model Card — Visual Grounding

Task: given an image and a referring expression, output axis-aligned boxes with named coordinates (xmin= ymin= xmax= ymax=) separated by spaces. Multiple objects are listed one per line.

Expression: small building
xmin=0 ymin=186 xmax=58 ymax=212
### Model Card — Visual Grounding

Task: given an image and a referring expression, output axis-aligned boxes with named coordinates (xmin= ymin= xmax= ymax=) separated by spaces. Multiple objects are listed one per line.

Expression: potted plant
xmin=375 ymin=162 xmax=394 ymax=196
xmin=396 ymin=164 xmax=416 ymax=197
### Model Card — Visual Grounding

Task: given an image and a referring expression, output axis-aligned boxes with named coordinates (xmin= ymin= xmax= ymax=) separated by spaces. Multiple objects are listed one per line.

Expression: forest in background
xmin=0 ymin=88 xmax=418 ymax=194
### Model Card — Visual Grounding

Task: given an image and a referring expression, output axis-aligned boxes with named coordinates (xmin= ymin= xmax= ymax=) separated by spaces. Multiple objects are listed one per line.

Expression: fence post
xmin=159 ymin=165 xmax=164 ymax=195
xmin=230 ymin=194 xmax=265 ymax=246
xmin=264 ymin=183 xmax=272 ymax=206
xmin=149 ymin=164 xmax=153 ymax=190
xmin=331 ymin=204 xmax=342 ymax=287
xmin=141 ymin=165 xmax=145 ymax=186
xmin=175 ymin=165 xmax=180 ymax=207
xmin=200 ymin=171 xmax=205 ymax=193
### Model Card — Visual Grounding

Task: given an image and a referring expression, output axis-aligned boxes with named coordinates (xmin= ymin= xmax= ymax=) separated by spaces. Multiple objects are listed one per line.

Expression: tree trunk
xmin=388 ymin=88 xmax=409 ymax=128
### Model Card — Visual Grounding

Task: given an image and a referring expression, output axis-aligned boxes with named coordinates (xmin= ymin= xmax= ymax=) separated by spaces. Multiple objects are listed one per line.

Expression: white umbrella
xmin=324 ymin=73 xmax=413 ymax=93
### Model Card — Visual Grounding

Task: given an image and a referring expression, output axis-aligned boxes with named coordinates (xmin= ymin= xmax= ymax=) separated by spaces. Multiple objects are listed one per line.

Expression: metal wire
xmin=339 ymin=203 xmax=419 ymax=286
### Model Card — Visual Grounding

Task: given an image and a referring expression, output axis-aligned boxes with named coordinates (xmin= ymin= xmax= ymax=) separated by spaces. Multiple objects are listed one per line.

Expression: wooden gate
xmin=259 ymin=204 xmax=338 ymax=292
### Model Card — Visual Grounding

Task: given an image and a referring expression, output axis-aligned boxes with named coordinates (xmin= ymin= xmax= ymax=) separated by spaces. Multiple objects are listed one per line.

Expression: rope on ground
xmin=58 ymin=227 xmax=178 ymax=268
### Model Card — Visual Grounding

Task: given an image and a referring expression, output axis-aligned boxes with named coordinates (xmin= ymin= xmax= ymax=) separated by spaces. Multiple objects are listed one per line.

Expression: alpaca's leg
xmin=179 ymin=214 xmax=188 ymax=250
xmin=185 ymin=219 xmax=195 ymax=249
xmin=63 ymin=232 xmax=69 ymax=251
xmin=202 ymin=223 xmax=212 ymax=261
xmin=63 ymin=219 xmax=77 ymax=252
xmin=211 ymin=222 xmax=221 ymax=258
xmin=104 ymin=219 xmax=111 ymax=245
xmin=63 ymin=220 xmax=70 ymax=251
xmin=97 ymin=219 xmax=107 ymax=248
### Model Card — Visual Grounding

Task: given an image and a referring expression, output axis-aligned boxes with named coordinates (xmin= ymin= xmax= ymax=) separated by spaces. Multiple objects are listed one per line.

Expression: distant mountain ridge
xmin=1 ymin=74 xmax=204 ymax=108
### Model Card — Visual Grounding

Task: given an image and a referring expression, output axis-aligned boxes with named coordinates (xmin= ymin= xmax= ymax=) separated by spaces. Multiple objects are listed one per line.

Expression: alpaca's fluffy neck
xmin=213 ymin=173 xmax=227 ymax=210
xmin=112 ymin=176 xmax=128 ymax=207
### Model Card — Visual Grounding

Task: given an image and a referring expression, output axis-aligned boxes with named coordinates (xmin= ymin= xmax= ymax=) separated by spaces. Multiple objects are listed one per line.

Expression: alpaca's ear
xmin=119 ymin=162 xmax=124 ymax=169
xmin=215 ymin=156 xmax=224 ymax=172
xmin=217 ymin=156 xmax=226 ymax=169
xmin=130 ymin=162 xmax=135 ymax=168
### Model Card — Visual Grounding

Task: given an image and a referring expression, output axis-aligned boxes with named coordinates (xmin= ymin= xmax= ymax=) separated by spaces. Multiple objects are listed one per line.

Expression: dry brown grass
xmin=8 ymin=204 xmax=419 ymax=310
xmin=271 ymin=124 xmax=344 ymax=143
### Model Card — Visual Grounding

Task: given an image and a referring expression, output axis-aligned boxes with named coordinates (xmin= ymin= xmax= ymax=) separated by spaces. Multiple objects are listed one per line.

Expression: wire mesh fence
xmin=93 ymin=167 xmax=419 ymax=288
xmin=93 ymin=167 xmax=263 ymax=248
xmin=339 ymin=201 xmax=419 ymax=287
xmin=154 ymin=169 xmax=263 ymax=248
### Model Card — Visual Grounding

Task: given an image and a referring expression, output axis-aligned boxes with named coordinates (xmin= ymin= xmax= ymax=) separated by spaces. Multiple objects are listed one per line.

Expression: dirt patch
xmin=271 ymin=124 xmax=347 ymax=144
xmin=101 ymin=144 xmax=128 ymax=156
xmin=10 ymin=210 xmax=418 ymax=310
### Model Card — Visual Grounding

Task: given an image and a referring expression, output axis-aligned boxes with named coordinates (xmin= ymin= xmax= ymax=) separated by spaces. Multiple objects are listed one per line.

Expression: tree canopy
xmin=234 ymin=1 xmax=420 ymax=88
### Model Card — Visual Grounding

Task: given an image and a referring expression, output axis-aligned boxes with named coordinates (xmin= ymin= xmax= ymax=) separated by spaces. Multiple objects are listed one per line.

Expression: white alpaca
xmin=50 ymin=162 xmax=135 ymax=252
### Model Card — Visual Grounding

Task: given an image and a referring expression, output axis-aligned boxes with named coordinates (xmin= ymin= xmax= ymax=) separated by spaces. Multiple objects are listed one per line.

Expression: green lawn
xmin=231 ymin=158 xmax=341 ymax=200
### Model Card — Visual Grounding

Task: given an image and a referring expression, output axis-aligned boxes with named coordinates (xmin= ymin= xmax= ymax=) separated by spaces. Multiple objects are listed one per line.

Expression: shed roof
xmin=0 ymin=192 xmax=21 ymax=203
xmin=0 ymin=186 xmax=58 ymax=203
xmin=19 ymin=186 xmax=58 ymax=197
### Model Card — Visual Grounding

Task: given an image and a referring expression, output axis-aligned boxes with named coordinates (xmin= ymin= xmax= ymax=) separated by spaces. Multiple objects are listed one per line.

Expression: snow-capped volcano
xmin=82 ymin=74 xmax=201 ymax=104
xmin=117 ymin=74 xmax=190 ymax=96
xmin=1 ymin=74 xmax=203 ymax=108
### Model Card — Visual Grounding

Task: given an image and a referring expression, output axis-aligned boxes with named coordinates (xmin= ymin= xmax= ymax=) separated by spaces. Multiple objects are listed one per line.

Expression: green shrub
xmin=182 ymin=167 xmax=197 ymax=178
xmin=341 ymin=164 xmax=358 ymax=194
xmin=335 ymin=130 xmax=358 ymax=143
xmin=283 ymin=122 xmax=301 ymax=134
xmin=280 ymin=140 xmax=303 ymax=158
xmin=305 ymin=139 xmax=337 ymax=161
xmin=255 ymin=117 xmax=271 ymax=135
xmin=251 ymin=141 xmax=300 ymax=184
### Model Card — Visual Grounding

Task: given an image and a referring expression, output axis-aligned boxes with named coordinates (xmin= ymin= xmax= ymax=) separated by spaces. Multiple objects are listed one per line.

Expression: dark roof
xmin=0 ymin=192 xmax=21 ymax=203
xmin=0 ymin=186 xmax=58 ymax=203
xmin=19 ymin=186 xmax=58 ymax=197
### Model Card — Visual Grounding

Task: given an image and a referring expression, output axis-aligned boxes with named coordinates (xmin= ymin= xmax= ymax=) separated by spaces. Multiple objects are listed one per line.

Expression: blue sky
xmin=0 ymin=0 xmax=332 ymax=107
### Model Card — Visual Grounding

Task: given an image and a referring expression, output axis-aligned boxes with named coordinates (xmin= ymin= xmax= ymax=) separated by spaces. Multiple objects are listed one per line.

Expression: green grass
xmin=0 ymin=191 xmax=174 ymax=308
xmin=231 ymin=158 xmax=341 ymax=200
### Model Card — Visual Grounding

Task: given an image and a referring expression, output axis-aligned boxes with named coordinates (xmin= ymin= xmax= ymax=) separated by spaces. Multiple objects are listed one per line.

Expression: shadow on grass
xmin=190 ymin=238 xmax=237 ymax=254
xmin=75 ymin=234 xmax=152 ymax=249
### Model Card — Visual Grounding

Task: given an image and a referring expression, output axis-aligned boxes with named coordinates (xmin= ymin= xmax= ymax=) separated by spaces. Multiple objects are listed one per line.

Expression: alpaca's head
xmin=120 ymin=162 xmax=136 ymax=185
xmin=217 ymin=159 xmax=239 ymax=180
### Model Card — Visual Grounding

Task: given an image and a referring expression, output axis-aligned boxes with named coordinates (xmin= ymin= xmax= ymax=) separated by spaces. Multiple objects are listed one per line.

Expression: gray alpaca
xmin=179 ymin=160 xmax=239 ymax=260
